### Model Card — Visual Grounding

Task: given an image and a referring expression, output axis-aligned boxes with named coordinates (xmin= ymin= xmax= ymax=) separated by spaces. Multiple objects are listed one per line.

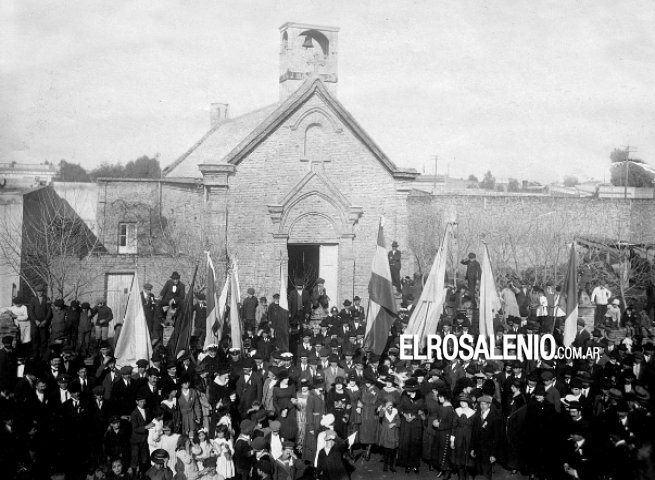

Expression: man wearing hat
xmin=130 ymin=392 xmax=152 ymax=474
xmin=541 ymin=370 xmax=562 ymax=413
xmin=241 ymin=287 xmax=259 ymax=332
xmin=90 ymin=298 xmax=113 ymax=348
xmin=324 ymin=354 xmax=345 ymax=391
xmin=234 ymin=419 xmax=255 ymax=480
xmin=471 ymin=395 xmax=501 ymax=480
xmin=275 ymin=440 xmax=305 ymax=480
xmin=268 ymin=293 xmax=290 ymax=352
xmin=288 ymin=279 xmax=312 ymax=326
xmin=141 ymin=282 xmax=157 ymax=335
xmin=388 ymin=241 xmax=402 ymax=295
xmin=159 ymin=271 xmax=186 ymax=309
xmin=28 ymin=284 xmax=52 ymax=359
xmin=113 ymin=365 xmax=137 ymax=416
xmin=461 ymin=252 xmax=481 ymax=300
xmin=237 ymin=357 xmax=263 ymax=416
xmin=572 ymin=318 xmax=591 ymax=349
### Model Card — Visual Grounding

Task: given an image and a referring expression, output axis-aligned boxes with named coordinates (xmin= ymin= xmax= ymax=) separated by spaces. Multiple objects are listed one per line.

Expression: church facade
xmin=96 ymin=23 xmax=418 ymax=311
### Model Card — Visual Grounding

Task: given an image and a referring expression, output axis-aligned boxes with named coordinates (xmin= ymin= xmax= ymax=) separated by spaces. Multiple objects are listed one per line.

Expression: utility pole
xmin=433 ymin=155 xmax=438 ymax=193
xmin=621 ymin=145 xmax=637 ymax=200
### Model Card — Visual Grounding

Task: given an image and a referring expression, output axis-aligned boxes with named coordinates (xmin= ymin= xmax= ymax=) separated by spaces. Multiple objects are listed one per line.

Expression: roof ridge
xmin=162 ymin=102 xmax=280 ymax=177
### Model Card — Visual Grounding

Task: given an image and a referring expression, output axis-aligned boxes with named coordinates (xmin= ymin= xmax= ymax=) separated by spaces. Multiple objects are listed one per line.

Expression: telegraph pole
xmin=621 ymin=145 xmax=637 ymax=200
xmin=433 ymin=155 xmax=438 ymax=192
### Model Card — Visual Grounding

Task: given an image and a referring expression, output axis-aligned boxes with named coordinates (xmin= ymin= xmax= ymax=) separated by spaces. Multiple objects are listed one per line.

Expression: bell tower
xmin=279 ymin=22 xmax=339 ymax=100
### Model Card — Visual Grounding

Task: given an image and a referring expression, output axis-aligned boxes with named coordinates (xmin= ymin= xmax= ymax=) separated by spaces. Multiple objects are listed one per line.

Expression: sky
xmin=2 ymin=0 xmax=655 ymax=183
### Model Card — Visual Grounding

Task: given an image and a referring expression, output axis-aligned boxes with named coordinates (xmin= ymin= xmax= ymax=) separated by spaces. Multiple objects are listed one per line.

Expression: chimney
xmin=210 ymin=103 xmax=230 ymax=128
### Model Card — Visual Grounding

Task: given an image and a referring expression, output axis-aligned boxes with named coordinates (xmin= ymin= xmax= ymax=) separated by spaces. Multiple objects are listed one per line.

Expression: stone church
xmin=147 ymin=22 xmax=419 ymax=304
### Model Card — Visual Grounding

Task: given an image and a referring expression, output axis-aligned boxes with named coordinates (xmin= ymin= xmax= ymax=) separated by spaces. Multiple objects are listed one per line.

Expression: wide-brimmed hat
xmin=404 ymin=378 xmax=420 ymax=391
xmin=170 ymin=271 xmax=180 ymax=280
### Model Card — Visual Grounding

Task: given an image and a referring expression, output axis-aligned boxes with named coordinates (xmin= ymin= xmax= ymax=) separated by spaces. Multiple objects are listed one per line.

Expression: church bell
xmin=302 ymin=35 xmax=314 ymax=49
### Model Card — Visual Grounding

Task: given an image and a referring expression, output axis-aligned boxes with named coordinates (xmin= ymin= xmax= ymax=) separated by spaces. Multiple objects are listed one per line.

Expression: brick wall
xmin=407 ymin=194 xmax=654 ymax=285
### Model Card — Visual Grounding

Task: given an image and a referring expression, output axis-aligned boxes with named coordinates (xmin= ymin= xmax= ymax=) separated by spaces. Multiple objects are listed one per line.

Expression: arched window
xmin=304 ymin=123 xmax=325 ymax=160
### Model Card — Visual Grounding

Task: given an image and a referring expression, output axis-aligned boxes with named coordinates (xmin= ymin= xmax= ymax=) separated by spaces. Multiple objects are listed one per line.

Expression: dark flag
xmin=168 ymin=264 xmax=198 ymax=358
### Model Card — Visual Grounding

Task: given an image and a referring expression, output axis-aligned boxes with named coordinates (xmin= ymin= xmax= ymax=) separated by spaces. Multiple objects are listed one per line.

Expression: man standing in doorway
xmin=388 ymin=241 xmax=402 ymax=295
xmin=288 ymin=280 xmax=312 ymax=327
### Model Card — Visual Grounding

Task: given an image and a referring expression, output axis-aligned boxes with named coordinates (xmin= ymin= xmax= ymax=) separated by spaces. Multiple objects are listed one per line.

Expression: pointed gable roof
xmin=164 ymin=76 xmax=418 ymax=180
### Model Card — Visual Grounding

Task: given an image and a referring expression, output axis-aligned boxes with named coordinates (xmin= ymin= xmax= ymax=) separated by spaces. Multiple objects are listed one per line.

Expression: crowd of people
xmin=0 ymin=262 xmax=654 ymax=480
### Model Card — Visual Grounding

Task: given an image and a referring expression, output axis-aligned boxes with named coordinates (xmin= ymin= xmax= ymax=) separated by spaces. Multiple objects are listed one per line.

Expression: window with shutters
xmin=117 ymin=222 xmax=137 ymax=254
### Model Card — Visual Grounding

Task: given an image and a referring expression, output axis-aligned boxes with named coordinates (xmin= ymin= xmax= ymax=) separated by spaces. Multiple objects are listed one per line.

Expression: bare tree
xmin=0 ymin=186 xmax=108 ymax=299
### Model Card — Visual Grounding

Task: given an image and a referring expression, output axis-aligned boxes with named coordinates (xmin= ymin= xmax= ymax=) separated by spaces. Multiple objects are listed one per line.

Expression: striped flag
xmin=479 ymin=244 xmax=501 ymax=338
xmin=203 ymin=253 xmax=227 ymax=349
xmin=364 ymin=218 xmax=397 ymax=355
xmin=562 ymin=242 xmax=579 ymax=346
xmin=229 ymin=259 xmax=242 ymax=349
xmin=405 ymin=224 xmax=452 ymax=347
xmin=115 ymin=273 xmax=152 ymax=367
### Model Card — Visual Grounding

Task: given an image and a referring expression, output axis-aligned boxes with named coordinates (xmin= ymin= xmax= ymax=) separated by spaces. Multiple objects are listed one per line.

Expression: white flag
xmin=405 ymin=224 xmax=452 ymax=347
xmin=230 ymin=259 xmax=242 ymax=349
xmin=479 ymin=244 xmax=501 ymax=338
xmin=115 ymin=273 xmax=152 ymax=368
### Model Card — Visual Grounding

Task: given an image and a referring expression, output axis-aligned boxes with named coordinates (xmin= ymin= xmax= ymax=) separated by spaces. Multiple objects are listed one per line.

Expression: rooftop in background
xmin=0 ymin=162 xmax=59 ymax=190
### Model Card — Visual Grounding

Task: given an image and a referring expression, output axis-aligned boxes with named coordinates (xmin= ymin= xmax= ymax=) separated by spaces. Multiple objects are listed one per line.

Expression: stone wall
xmin=407 ymin=193 xmax=654 ymax=285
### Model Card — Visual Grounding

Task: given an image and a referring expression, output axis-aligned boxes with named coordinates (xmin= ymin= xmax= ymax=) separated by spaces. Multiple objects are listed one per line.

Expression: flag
xmin=562 ymin=242 xmax=579 ymax=347
xmin=405 ymin=224 xmax=451 ymax=347
xmin=364 ymin=218 xmax=397 ymax=355
xmin=278 ymin=261 xmax=289 ymax=312
xmin=229 ymin=259 xmax=242 ymax=349
xmin=168 ymin=265 xmax=198 ymax=358
xmin=115 ymin=273 xmax=152 ymax=367
xmin=479 ymin=244 xmax=501 ymax=338
xmin=204 ymin=253 xmax=227 ymax=350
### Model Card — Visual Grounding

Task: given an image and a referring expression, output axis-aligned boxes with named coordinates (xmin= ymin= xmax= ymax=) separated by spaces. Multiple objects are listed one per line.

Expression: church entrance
xmin=287 ymin=244 xmax=319 ymax=291
xmin=287 ymin=243 xmax=339 ymax=303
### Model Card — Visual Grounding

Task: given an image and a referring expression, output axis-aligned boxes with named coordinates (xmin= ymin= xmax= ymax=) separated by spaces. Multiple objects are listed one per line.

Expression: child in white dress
xmin=211 ymin=424 xmax=235 ymax=479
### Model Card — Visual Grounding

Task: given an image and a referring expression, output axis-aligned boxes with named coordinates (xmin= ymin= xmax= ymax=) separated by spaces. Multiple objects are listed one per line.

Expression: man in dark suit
xmin=269 ymin=294 xmax=290 ymax=352
xmin=130 ymin=393 xmax=151 ymax=474
xmin=137 ymin=367 xmax=161 ymax=411
xmin=159 ymin=272 xmax=186 ymax=307
xmin=28 ymin=285 xmax=52 ymax=359
xmin=288 ymin=281 xmax=312 ymax=325
xmin=460 ymin=253 xmax=481 ymax=300
xmin=141 ymin=283 xmax=157 ymax=335
xmin=113 ymin=365 xmax=137 ymax=416
xmin=60 ymin=382 xmax=91 ymax=478
xmin=572 ymin=319 xmax=591 ymax=349
xmin=472 ymin=395 xmax=502 ymax=480
xmin=236 ymin=358 xmax=263 ymax=416
xmin=388 ymin=241 xmax=402 ymax=294
xmin=0 ymin=336 xmax=17 ymax=389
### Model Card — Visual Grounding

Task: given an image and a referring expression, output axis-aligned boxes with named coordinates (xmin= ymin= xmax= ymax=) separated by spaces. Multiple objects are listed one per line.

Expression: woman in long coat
xmin=303 ymin=381 xmax=326 ymax=463
xmin=396 ymin=379 xmax=425 ymax=474
xmin=451 ymin=394 xmax=476 ymax=480
xmin=178 ymin=376 xmax=202 ymax=437
xmin=503 ymin=380 xmax=527 ymax=474
xmin=432 ymin=390 xmax=456 ymax=477
xmin=344 ymin=375 xmax=362 ymax=442
xmin=326 ymin=377 xmax=351 ymax=439
xmin=359 ymin=375 xmax=380 ymax=461
xmin=292 ymin=378 xmax=311 ymax=452
xmin=422 ymin=386 xmax=441 ymax=468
